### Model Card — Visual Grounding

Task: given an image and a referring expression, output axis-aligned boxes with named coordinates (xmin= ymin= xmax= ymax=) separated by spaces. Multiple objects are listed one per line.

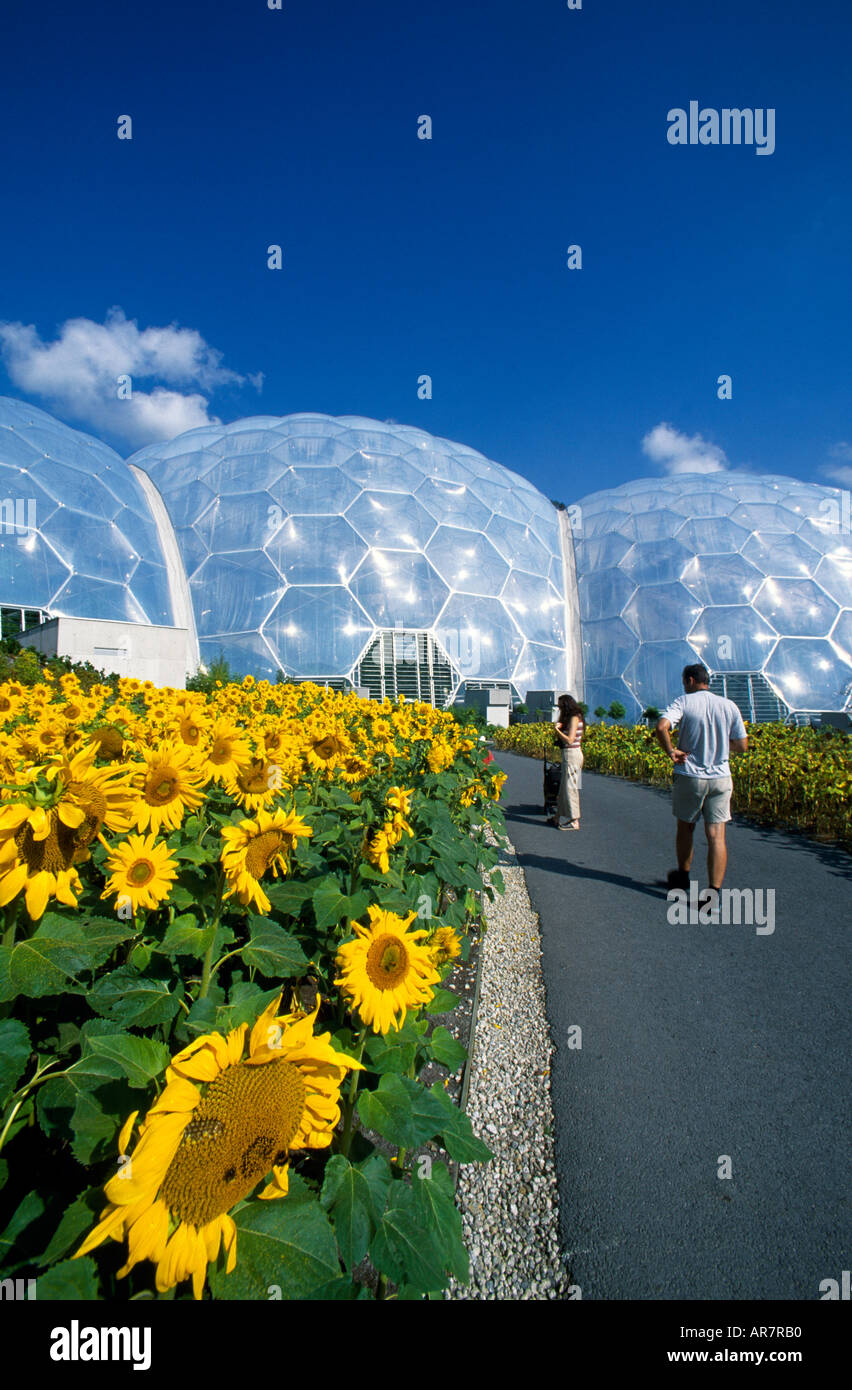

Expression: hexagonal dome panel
xmin=345 ymin=490 xmax=436 ymax=550
xmin=753 ymin=577 xmax=838 ymax=637
xmin=435 ymin=594 xmax=525 ymax=682
xmin=426 ymin=527 xmax=509 ymax=595
xmin=764 ymin=639 xmax=851 ymax=711
xmin=681 ymin=553 xmax=763 ymax=606
xmin=349 ymin=549 xmax=450 ymax=629
xmin=267 ymin=515 xmax=368 ymax=586
xmin=502 ymin=573 xmax=565 ymax=646
xmin=622 ymin=582 xmax=701 ymax=643
xmin=264 ymin=586 xmax=374 ymax=677
xmin=741 ymin=532 xmax=821 ymax=578
xmin=687 ymin=606 xmax=778 ymax=671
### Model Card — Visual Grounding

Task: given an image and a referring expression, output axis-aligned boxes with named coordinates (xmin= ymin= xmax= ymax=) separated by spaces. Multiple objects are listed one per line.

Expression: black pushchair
xmin=543 ymin=752 xmax=561 ymax=818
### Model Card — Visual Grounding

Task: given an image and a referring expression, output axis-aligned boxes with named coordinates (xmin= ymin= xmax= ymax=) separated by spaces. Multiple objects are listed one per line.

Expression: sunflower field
xmin=494 ymin=720 xmax=852 ymax=846
xmin=0 ymin=672 xmax=507 ymax=1300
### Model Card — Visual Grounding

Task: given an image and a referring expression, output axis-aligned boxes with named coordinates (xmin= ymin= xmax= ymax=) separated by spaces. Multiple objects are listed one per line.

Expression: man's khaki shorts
xmin=671 ymin=774 xmax=733 ymax=824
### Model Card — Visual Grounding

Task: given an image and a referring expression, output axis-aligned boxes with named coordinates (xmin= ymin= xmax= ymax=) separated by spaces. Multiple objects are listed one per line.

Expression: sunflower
xmin=45 ymin=745 xmax=138 ymax=846
xmin=198 ymin=718 xmax=252 ymax=784
xmin=385 ymin=786 xmax=414 ymax=817
xmin=304 ymin=727 xmax=350 ymax=774
xmin=222 ymin=756 xmax=289 ymax=813
xmin=0 ymin=800 xmax=86 ymax=919
xmin=335 ymin=905 xmax=440 ymax=1033
xmin=87 ymin=724 xmax=126 ymax=761
xmin=101 ymin=833 xmax=179 ymax=913
xmin=175 ymin=708 xmax=208 ymax=750
xmin=429 ymin=926 xmax=462 ymax=967
xmin=365 ymin=826 xmax=392 ymax=874
xmin=73 ymin=997 xmax=361 ymax=1299
xmin=220 ymin=807 xmax=312 ymax=914
xmin=131 ymin=742 xmax=208 ymax=835
xmin=337 ymin=753 xmax=371 ymax=785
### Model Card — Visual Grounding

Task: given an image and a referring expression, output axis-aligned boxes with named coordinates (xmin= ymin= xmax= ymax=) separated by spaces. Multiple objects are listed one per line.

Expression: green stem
xmin=339 ymin=1031 xmax=366 ymax=1158
xmin=198 ymin=871 xmax=225 ymax=1000
xmin=207 ymin=947 xmax=243 ymax=983
xmin=0 ymin=1059 xmax=66 ymax=1156
xmin=0 ymin=1097 xmax=25 ymax=1156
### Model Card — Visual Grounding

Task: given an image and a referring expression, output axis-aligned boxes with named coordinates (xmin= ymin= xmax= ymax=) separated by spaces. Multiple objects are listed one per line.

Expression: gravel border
xmin=447 ymin=828 xmax=572 ymax=1300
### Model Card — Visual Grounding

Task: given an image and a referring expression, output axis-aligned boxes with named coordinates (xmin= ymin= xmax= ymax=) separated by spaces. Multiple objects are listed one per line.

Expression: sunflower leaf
xmin=426 ymin=987 xmax=460 ymax=1014
xmin=7 ymin=925 xmax=91 ymax=999
xmin=39 ymin=911 xmax=136 ymax=971
xmin=38 ymin=1189 xmax=103 ymax=1266
xmin=363 ymin=1016 xmax=421 ymax=1075
xmin=426 ymin=1025 xmax=467 ymax=1072
xmin=87 ymin=966 xmax=182 ymax=1028
xmin=356 ymin=1074 xmax=447 ymax=1149
xmin=265 ymin=879 xmax=315 ymax=916
xmin=207 ymin=1192 xmax=340 ymax=1300
xmin=242 ymin=919 xmax=309 ymax=978
xmin=0 ymin=1191 xmax=46 ymax=1267
xmin=320 ymin=1154 xmax=379 ymax=1271
xmin=155 ymin=918 xmax=215 ymax=958
xmin=0 ymin=1018 xmax=32 ymax=1108
xmin=36 ymin=1256 xmax=101 ymax=1300
xmin=83 ymin=1031 xmax=172 ymax=1089
xmin=216 ymin=982 xmax=281 ymax=1032
xmin=427 ymin=1083 xmax=493 ymax=1164
xmin=410 ymin=1159 xmax=468 ymax=1283
xmin=369 ymin=1183 xmax=447 ymax=1295
xmin=311 ymin=880 xmax=371 ymax=931
xmin=0 ymin=946 xmax=13 ymax=1002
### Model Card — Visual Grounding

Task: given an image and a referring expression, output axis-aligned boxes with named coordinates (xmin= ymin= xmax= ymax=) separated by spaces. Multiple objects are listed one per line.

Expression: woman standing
xmin=548 ymin=694 xmax=584 ymax=830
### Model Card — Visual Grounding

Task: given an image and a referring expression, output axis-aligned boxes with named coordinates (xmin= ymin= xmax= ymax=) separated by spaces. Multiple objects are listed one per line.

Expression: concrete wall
xmin=557 ymin=507 xmax=585 ymax=703
xmin=20 ymin=617 xmax=191 ymax=689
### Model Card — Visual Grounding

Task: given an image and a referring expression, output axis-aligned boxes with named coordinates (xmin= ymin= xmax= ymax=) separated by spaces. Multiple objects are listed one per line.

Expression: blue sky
xmin=1 ymin=0 xmax=850 ymax=501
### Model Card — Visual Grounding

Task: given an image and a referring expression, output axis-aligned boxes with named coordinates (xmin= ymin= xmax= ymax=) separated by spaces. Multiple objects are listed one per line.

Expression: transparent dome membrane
xmin=573 ymin=473 xmax=852 ymax=715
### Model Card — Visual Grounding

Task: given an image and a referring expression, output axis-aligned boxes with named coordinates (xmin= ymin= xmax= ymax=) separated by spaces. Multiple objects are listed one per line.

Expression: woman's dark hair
xmin=556 ymin=694 xmax=584 ymax=725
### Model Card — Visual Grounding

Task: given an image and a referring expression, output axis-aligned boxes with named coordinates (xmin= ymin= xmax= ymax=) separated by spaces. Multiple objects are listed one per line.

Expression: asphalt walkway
xmin=493 ymin=750 xmax=851 ymax=1300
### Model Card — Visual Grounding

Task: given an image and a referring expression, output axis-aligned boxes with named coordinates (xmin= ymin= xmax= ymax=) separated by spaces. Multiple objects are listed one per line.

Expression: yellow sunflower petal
xmin=249 ymin=993 xmax=284 ymax=1056
xmin=146 ymin=1077 xmax=202 ymax=1116
xmin=259 ymin=1163 xmax=290 ymax=1200
xmin=73 ymin=1204 xmax=127 ymax=1259
xmin=118 ymin=1110 xmax=139 ymax=1155
xmin=24 ymin=872 xmax=52 ymax=921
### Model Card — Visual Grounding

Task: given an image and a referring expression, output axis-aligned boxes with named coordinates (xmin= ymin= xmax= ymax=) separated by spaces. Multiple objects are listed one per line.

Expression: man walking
xmin=655 ymin=663 xmax=748 ymax=904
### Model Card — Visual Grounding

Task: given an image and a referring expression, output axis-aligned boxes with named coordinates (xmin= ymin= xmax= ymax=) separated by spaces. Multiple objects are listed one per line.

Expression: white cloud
xmin=828 ymin=441 xmax=852 ymax=460
xmin=823 ymin=464 xmax=852 ymax=486
xmin=641 ymin=422 xmax=728 ymax=475
xmin=0 ymin=308 xmax=258 ymax=446
xmin=822 ymin=442 xmax=852 ymax=485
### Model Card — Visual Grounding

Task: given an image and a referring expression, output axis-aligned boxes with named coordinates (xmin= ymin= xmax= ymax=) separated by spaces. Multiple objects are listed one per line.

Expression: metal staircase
xmin=708 ymin=671 xmax=787 ymax=723
xmin=355 ymin=630 xmax=458 ymax=707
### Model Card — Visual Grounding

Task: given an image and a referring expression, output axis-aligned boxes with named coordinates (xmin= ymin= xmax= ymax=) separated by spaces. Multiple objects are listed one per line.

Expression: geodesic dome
xmin=128 ymin=414 xmax=568 ymax=700
xmin=574 ymin=474 xmax=852 ymax=718
xmin=0 ymin=397 xmax=175 ymax=627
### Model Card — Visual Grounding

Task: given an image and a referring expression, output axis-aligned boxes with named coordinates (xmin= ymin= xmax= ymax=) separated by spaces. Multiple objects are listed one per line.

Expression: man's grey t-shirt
xmin=659 ymin=690 xmax=747 ymax=778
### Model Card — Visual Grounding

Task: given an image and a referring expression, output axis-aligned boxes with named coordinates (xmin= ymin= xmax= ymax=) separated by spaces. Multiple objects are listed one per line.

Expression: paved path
xmin=493 ymin=751 xmax=851 ymax=1300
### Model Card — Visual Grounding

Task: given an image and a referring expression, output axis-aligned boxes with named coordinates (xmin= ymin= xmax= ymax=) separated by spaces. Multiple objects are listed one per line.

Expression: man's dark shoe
xmin=667 ymin=868 xmax=690 ymax=891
